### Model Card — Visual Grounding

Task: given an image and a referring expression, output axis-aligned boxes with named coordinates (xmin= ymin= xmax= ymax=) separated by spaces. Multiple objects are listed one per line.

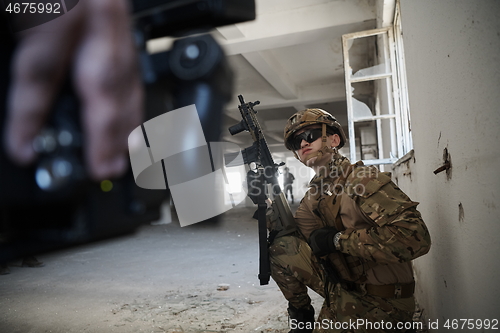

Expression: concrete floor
xmin=0 ymin=203 xmax=322 ymax=333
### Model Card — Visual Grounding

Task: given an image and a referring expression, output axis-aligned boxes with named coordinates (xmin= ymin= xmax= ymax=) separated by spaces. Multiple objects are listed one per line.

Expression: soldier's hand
xmin=309 ymin=227 xmax=339 ymax=257
xmin=4 ymin=0 xmax=143 ymax=181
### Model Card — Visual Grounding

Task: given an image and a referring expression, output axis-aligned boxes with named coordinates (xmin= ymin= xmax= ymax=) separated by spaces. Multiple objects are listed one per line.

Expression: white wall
xmin=394 ymin=0 xmax=500 ymax=325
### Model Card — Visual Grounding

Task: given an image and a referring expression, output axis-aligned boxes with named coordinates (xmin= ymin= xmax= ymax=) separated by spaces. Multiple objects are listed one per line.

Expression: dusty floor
xmin=0 ymin=203 xmax=324 ymax=333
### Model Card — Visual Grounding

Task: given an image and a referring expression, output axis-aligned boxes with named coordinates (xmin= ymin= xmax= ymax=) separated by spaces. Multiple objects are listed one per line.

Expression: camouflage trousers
xmin=269 ymin=235 xmax=416 ymax=333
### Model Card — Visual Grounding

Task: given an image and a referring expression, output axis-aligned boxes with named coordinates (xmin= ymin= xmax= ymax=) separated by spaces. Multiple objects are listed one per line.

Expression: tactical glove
xmin=308 ymin=227 xmax=338 ymax=257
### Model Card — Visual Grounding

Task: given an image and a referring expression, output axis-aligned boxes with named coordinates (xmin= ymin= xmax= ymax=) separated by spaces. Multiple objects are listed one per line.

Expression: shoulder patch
xmin=345 ymin=166 xmax=392 ymax=198
xmin=349 ymin=171 xmax=419 ymax=226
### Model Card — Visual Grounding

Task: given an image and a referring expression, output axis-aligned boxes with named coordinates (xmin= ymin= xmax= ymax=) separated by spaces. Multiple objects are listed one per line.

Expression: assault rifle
xmin=228 ymin=95 xmax=296 ymax=285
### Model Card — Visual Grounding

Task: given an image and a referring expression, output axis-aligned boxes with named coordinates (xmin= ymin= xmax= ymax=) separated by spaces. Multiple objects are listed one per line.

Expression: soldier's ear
xmin=330 ymin=134 xmax=341 ymax=148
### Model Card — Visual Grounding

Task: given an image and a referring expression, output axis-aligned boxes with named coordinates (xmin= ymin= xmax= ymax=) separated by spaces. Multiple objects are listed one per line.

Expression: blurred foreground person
xmin=0 ymin=0 xmax=144 ymax=262
xmin=2 ymin=0 xmax=143 ymax=181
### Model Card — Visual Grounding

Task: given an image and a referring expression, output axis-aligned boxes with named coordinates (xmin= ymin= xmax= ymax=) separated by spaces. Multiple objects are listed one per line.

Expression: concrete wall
xmin=393 ymin=0 xmax=500 ymax=325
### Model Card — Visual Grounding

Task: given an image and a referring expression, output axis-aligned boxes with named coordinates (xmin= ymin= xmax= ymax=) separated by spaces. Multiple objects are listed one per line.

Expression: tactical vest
xmin=309 ymin=162 xmax=379 ymax=283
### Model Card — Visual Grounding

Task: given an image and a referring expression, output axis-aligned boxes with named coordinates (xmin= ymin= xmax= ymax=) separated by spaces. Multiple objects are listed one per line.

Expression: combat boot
xmin=287 ymin=303 xmax=315 ymax=333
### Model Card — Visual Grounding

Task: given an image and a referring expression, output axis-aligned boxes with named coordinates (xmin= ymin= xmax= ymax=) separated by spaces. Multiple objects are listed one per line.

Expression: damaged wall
xmin=394 ymin=0 xmax=500 ymax=324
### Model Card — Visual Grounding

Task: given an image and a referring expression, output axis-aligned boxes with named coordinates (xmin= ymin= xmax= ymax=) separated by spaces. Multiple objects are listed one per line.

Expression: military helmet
xmin=284 ymin=108 xmax=346 ymax=150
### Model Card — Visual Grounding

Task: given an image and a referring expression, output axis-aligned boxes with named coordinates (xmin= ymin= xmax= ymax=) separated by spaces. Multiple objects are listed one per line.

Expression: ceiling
xmin=148 ymin=0 xmax=395 ymax=157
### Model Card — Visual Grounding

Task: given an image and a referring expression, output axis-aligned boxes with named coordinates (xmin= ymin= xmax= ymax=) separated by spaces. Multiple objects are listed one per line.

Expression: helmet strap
xmin=321 ymin=124 xmax=330 ymax=151
xmin=321 ymin=124 xmax=328 ymax=145
xmin=315 ymin=124 xmax=330 ymax=159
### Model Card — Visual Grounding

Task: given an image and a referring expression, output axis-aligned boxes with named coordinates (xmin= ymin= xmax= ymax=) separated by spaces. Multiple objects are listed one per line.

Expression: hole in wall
xmin=459 ymin=202 xmax=465 ymax=223
xmin=443 ymin=147 xmax=452 ymax=180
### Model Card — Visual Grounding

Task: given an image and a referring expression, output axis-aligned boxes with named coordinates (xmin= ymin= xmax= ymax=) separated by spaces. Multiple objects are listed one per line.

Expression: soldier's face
xmin=294 ymin=125 xmax=340 ymax=163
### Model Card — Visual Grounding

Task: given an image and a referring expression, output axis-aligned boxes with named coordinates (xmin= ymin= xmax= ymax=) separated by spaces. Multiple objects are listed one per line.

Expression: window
xmin=342 ymin=3 xmax=412 ymax=166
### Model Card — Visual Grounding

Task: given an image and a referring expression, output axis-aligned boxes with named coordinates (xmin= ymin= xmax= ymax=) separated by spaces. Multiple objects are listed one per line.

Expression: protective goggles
xmin=289 ymin=128 xmax=332 ymax=151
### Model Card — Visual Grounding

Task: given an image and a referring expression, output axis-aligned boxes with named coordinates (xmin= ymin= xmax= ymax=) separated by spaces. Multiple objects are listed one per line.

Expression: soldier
xmin=283 ymin=167 xmax=295 ymax=204
xmin=268 ymin=109 xmax=431 ymax=333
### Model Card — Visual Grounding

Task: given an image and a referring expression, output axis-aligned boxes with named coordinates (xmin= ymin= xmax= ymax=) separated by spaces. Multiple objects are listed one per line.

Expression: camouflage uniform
xmin=269 ymin=154 xmax=431 ymax=333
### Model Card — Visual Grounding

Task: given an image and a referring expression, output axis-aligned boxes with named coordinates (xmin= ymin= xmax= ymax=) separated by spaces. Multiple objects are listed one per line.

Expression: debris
xmin=217 ymin=283 xmax=230 ymax=291
xmin=221 ymin=323 xmax=237 ymax=329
